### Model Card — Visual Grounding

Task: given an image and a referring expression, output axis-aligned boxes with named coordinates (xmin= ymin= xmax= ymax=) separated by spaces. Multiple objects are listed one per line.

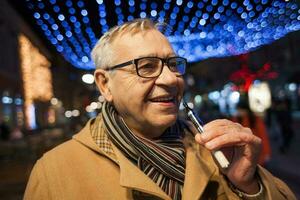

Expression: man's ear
xmin=94 ymin=69 xmax=113 ymax=102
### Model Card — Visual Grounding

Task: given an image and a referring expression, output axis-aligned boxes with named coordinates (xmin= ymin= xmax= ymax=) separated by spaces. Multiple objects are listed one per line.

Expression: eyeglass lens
xmin=137 ymin=57 xmax=185 ymax=78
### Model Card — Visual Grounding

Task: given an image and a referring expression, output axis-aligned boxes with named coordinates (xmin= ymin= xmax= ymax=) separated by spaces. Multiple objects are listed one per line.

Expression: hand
xmin=195 ymin=119 xmax=262 ymax=194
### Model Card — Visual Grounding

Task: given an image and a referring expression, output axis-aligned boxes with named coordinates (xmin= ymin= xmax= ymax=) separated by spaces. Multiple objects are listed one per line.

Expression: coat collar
xmin=73 ymin=119 xmax=216 ymax=199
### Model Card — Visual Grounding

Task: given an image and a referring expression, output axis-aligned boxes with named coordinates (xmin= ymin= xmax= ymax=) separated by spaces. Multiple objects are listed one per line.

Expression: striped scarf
xmin=102 ymin=102 xmax=186 ymax=199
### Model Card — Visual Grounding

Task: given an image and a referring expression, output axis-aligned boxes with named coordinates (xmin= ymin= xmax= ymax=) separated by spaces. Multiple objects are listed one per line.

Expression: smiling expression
xmin=95 ymin=29 xmax=185 ymax=139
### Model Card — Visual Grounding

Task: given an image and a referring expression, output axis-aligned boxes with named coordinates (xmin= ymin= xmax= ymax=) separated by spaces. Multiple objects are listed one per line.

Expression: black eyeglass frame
xmin=105 ymin=56 xmax=187 ymax=78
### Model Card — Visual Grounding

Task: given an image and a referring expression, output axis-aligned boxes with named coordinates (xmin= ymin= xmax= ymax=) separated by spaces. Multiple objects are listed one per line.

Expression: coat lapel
xmin=113 ymin=145 xmax=171 ymax=200
xmin=182 ymin=138 xmax=216 ymax=200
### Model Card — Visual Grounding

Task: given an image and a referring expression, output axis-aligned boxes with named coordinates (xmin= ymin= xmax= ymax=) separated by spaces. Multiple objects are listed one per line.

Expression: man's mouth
xmin=149 ymin=96 xmax=176 ymax=103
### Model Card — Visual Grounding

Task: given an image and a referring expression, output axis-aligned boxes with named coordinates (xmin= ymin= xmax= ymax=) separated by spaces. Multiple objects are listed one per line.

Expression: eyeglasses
xmin=105 ymin=56 xmax=187 ymax=78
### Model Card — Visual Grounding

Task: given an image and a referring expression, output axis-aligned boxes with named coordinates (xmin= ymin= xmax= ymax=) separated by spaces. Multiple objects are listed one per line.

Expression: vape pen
xmin=183 ymin=102 xmax=230 ymax=169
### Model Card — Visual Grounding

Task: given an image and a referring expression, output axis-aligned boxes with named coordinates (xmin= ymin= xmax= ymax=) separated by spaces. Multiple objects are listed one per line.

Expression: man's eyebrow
xmin=137 ymin=53 xmax=177 ymax=58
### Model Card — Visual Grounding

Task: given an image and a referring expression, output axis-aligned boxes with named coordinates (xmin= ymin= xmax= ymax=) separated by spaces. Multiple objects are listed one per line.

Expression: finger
xmin=203 ymin=119 xmax=235 ymax=130
xmin=201 ymin=125 xmax=239 ymax=142
xmin=201 ymin=124 xmax=250 ymax=143
xmin=203 ymin=131 xmax=261 ymax=151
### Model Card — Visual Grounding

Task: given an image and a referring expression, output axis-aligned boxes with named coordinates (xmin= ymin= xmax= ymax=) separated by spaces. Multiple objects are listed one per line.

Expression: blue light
xmin=114 ymin=0 xmax=121 ymax=6
xmin=66 ymin=1 xmax=72 ymax=7
xmin=183 ymin=15 xmax=189 ymax=22
xmin=67 ymin=7 xmax=74 ymax=14
xmin=129 ymin=0 xmax=134 ymax=6
xmin=77 ymin=1 xmax=84 ymax=8
xmin=206 ymin=5 xmax=213 ymax=12
xmin=246 ymin=5 xmax=253 ymax=11
xmin=241 ymin=12 xmax=247 ymax=19
xmin=14 ymin=98 xmax=23 ymax=106
xmin=127 ymin=15 xmax=134 ymax=21
xmin=176 ymin=0 xmax=183 ymax=6
xmin=57 ymin=34 xmax=64 ymax=41
xmin=129 ymin=6 xmax=135 ymax=13
xmin=151 ymin=10 xmax=157 ymax=17
xmin=164 ymin=3 xmax=170 ymax=10
xmin=222 ymin=0 xmax=229 ymax=6
xmin=140 ymin=12 xmax=147 ymax=18
xmin=151 ymin=2 xmax=157 ymax=9
xmin=256 ymin=5 xmax=263 ymax=12
xmin=57 ymin=45 xmax=64 ymax=52
xmin=81 ymin=9 xmax=88 ymax=16
xmin=99 ymin=10 xmax=106 ymax=17
xmin=238 ymin=30 xmax=245 ymax=37
xmin=262 ymin=0 xmax=268 ymax=5
xmin=184 ymin=29 xmax=191 ymax=36
xmin=237 ymin=7 xmax=244 ymax=14
xmin=243 ymin=0 xmax=249 ymax=6
xmin=203 ymin=13 xmax=209 ymax=20
xmin=159 ymin=10 xmax=166 ymax=17
xmin=25 ymin=0 xmax=300 ymax=70
xmin=115 ymin=7 xmax=121 ymax=14
xmin=83 ymin=17 xmax=89 ymax=23
xmin=184 ymin=7 xmax=191 ymax=14
xmin=50 ymin=38 xmax=57 ymax=44
xmin=140 ymin=3 xmax=146 ymax=10
xmin=187 ymin=1 xmax=193 ymax=8
xmin=200 ymin=31 xmax=207 ymax=38
xmin=58 ymin=14 xmax=65 ymax=21
xmin=226 ymin=10 xmax=232 ymax=16
xmin=249 ymin=11 xmax=255 ymax=17
xmin=195 ymin=10 xmax=202 ymax=17
xmin=197 ymin=2 xmax=204 ymax=9
xmin=74 ymin=21 xmax=81 ymax=28
xmin=214 ymin=13 xmax=221 ymax=20
xmin=43 ymin=13 xmax=50 ymax=20
xmin=65 ymin=31 xmax=72 ymax=37
xmin=211 ymin=0 xmax=218 ymax=6
xmin=82 ymin=56 xmax=89 ymax=63
xmin=41 ymin=24 xmax=48 ymax=31
xmin=218 ymin=6 xmax=225 ymax=13
xmin=70 ymin=16 xmax=77 ymax=23
xmin=173 ymin=6 xmax=180 ymax=13
xmin=170 ymin=19 xmax=176 ymax=26
xmin=38 ymin=2 xmax=45 ymax=9
xmin=231 ymin=2 xmax=238 ymax=9
xmin=33 ymin=12 xmax=40 ymax=19
xmin=199 ymin=19 xmax=206 ymax=26
xmin=96 ymin=0 xmax=103 ymax=4
xmin=51 ymin=24 xmax=58 ymax=30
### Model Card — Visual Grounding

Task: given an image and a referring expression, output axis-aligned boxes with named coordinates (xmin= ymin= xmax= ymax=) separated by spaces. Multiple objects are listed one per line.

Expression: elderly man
xmin=24 ymin=18 xmax=295 ymax=200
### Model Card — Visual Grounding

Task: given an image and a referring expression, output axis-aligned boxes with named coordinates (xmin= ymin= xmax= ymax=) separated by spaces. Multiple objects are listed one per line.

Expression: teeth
xmin=151 ymin=97 xmax=174 ymax=102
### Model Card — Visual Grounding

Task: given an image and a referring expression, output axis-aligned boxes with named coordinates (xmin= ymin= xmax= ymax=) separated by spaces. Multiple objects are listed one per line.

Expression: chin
xmin=153 ymin=114 xmax=178 ymax=128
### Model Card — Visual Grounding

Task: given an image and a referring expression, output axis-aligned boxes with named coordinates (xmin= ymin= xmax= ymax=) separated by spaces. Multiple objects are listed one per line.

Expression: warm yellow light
xmin=248 ymin=82 xmax=271 ymax=113
xmin=19 ymin=34 xmax=53 ymax=129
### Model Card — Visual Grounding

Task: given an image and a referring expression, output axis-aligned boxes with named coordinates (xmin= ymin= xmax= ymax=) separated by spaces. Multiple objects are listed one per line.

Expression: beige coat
xmin=24 ymin=120 xmax=296 ymax=200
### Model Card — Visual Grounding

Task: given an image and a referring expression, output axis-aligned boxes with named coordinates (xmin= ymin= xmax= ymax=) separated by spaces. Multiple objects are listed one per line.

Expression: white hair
xmin=91 ymin=18 xmax=165 ymax=69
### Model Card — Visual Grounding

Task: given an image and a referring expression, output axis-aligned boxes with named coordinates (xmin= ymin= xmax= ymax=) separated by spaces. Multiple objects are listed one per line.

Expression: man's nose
xmin=155 ymin=64 xmax=178 ymax=85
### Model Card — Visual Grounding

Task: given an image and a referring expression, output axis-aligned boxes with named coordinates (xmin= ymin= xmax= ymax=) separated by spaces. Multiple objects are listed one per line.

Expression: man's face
xmin=102 ymin=29 xmax=184 ymax=138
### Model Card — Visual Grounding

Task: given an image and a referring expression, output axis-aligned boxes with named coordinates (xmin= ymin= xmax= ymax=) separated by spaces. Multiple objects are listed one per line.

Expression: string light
xmin=19 ymin=34 xmax=53 ymax=129
xmin=22 ymin=0 xmax=300 ymax=69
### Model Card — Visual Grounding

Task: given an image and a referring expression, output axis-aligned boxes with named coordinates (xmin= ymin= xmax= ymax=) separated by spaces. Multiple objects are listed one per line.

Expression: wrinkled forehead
xmin=112 ymin=29 xmax=174 ymax=59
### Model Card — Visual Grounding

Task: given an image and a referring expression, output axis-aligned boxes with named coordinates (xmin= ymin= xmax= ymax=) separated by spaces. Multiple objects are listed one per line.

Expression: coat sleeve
xmin=218 ymin=165 xmax=296 ymax=200
xmin=257 ymin=165 xmax=297 ymax=200
xmin=23 ymin=159 xmax=50 ymax=200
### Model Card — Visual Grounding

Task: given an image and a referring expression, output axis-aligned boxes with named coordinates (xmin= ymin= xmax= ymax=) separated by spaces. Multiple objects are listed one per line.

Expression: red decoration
xmin=230 ymin=53 xmax=278 ymax=91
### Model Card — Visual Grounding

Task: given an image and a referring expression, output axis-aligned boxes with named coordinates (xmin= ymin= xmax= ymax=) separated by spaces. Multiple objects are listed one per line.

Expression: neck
xmin=124 ymin=119 xmax=166 ymax=139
